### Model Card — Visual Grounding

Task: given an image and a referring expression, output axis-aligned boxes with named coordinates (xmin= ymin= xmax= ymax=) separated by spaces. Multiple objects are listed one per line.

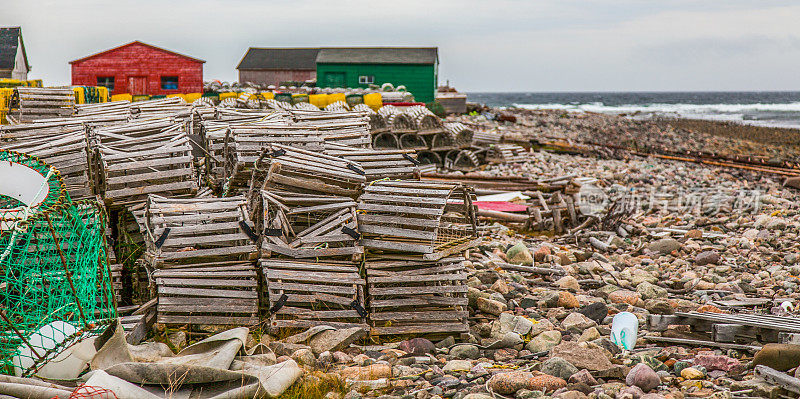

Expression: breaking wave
xmin=510 ymin=101 xmax=800 ymax=114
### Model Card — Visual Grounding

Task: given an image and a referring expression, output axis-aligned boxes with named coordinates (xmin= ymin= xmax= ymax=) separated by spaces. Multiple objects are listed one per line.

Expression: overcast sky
xmin=3 ymin=0 xmax=800 ymax=92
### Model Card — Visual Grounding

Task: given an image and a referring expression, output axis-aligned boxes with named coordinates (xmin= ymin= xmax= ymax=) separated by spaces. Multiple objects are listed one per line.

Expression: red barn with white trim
xmin=70 ymin=41 xmax=204 ymax=96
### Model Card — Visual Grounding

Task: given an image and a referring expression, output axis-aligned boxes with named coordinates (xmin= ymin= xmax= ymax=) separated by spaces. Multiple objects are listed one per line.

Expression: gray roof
xmin=0 ymin=27 xmax=27 ymax=71
xmin=316 ymin=47 xmax=438 ymax=65
xmin=237 ymin=48 xmax=320 ymax=70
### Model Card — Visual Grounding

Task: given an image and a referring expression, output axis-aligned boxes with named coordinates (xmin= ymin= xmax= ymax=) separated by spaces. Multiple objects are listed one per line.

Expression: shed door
xmin=324 ymin=72 xmax=345 ymax=88
xmin=128 ymin=76 xmax=147 ymax=95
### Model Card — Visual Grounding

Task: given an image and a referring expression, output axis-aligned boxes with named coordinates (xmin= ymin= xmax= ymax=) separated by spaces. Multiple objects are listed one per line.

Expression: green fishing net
xmin=0 ymin=150 xmax=116 ymax=376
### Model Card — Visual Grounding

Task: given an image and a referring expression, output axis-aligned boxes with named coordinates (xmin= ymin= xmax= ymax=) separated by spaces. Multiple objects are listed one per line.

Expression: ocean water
xmin=467 ymin=92 xmax=800 ymax=129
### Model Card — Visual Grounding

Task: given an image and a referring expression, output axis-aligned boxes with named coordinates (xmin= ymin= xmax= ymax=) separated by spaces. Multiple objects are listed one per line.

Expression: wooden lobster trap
xmin=324 ymin=144 xmax=420 ymax=181
xmin=487 ymin=144 xmax=529 ymax=164
xmin=222 ymin=125 xmax=325 ymax=191
xmin=366 ymin=255 xmax=469 ymax=336
xmin=1 ymin=125 xmax=94 ymax=200
xmin=94 ymin=120 xmax=198 ymax=206
xmin=198 ymin=121 xmax=229 ymax=189
xmin=248 ymin=144 xmax=366 ymax=198
xmin=10 ymin=87 xmax=75 ymax=122
xmin=261 ymin=259 xmax=367 ymax=331
xmin=251 ymin=190 xmax=363 ymax=260
xmin=352 ymin=104 xmax=388 ymax=133
xmin=406 ymin=105 xmax=444 ymax=135
xmin=153 ymin=261 xmax=259 ymax=327
xmin=371 ymin=131 xmax=400 ymax=149
xmin=445 ymin=149 xmax=481 ymax=172
xmin=444 ymin=122 xmax=474 ymax=149
xmin=143 ymin=195 xmax=259 ymax=268
xmin=381 ymin=108 xmax=416 ymax=134
xmin=357 ymin=180 xmax=479 ymax=261
xmin=292 ymin=112 xmax=372 ymax=148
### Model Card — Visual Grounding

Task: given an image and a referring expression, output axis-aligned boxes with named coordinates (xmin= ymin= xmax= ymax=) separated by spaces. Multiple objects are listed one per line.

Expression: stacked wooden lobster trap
xmin=0 ymin=93 xmax=483 ymax=340
xmin=363 ymin=104 xmax=530 ymax=172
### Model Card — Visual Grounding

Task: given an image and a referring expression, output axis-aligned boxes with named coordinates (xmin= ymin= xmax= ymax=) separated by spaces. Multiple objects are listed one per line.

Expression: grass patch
xmin=277 ymin=371 xmax=347 ymax=399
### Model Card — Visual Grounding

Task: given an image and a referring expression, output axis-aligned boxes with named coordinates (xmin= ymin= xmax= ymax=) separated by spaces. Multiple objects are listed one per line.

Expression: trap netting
xmin=0 ymin=150 xmax=116 ymax=376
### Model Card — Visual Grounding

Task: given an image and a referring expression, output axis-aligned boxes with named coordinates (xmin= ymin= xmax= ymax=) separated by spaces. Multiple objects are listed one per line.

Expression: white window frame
xmin=358 ymin=75 xmax=375 ymax=84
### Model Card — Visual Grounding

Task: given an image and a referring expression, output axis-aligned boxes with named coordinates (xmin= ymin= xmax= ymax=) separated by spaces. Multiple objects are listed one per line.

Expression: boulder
xmin=397 ymin=338 xmax=435 ymax=356
xmin=695 ymin=250 xmax=720 ymax=266
xmin=753 ymin=344 xmax=800 ymax=371
xmin=680 ymin=367 xmax=703 ymax=380
xmin=626 ymin=363 xmax=660 ymax=392
xmin=693 ymin=352 xmax=742 ymax=372
xmin=340 ymin=363 xmax=392 ymax=380
xmin=608 ymin=290 xmax=641 ymax=306
xmin=477 ymin=297 xmax=507 ymax=316
xmin=556 ymin=276 xmax=580 ymax=291
xmin=442 ymin=359 xmax=472 ymax=372
xmin=568 ymin=369 xmax=597 ymax=386
xmin=449 ymin=344 xmax=480 ymax=360
xmin=487 ymin=371 xmax=535 ymax=395
xmin=541 ymin=356 xmax=579 ymax=380
xmin=636 ymin=282 xmax=667 ymax=300
xmin=647 ymin=238 xmax=681 ymax=255
xmin=561 ymin=312 xmax=597 ymax=333
xmin=558 ymin=291 xmax=580 ymax=308
xmin=577 ymin=302 xmax=608 ymax=324
xmin=527 ymin=330 xmax=562 ymax=353
xmin=507 ymin=243 xmax=534 ymax=265
xmin=549 ymin=341 xmax=613 ymax=371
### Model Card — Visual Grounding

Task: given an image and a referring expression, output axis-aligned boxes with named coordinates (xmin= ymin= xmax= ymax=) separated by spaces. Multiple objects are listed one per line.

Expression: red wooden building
xmin=70 ymin=41 xmax=204 ymax=96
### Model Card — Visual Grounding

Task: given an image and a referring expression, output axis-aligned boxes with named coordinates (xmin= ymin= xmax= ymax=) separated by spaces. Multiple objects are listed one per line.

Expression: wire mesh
xmin=0 ymin=150 xmax=116 ymax=376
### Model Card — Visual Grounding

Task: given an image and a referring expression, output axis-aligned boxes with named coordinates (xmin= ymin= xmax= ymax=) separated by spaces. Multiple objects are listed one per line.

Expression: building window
xmin=161 ymin=76 xmax=179 ymax=90
xmin=97 ymin=77 xmax=115 ymax=91
xmin=358 ymin=75 xmax=375 ymax=85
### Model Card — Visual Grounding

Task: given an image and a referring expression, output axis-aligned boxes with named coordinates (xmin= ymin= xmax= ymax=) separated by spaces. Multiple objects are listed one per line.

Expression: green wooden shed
xmin=316 ymin=47 xmax=438 ymax=103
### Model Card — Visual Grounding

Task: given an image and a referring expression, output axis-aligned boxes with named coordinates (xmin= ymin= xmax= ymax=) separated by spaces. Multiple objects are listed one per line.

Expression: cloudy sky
xmin=3 ymin=0 xmax=800 ymax=92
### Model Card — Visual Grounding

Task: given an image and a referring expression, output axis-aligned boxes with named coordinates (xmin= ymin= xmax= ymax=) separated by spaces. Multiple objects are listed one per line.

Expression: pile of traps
xmin=0 ymin=97 xmax=490 ymax=376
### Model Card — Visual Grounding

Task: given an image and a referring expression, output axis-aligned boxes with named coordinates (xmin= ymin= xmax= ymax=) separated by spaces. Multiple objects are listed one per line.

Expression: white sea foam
xmin=511 ymin=102 xmax=800 ymax=114
xmin=509 ymin=102 xmax=800 ymax=128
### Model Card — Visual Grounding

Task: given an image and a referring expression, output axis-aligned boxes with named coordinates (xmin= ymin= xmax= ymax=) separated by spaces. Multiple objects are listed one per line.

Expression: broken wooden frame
xmin=525 ymin=190 xmax=581 ymax=234
xmin=251 ymin=190 xmax=364 ymax=260
xmin=357 ymin=180 xmax=480 ymax=261
xmin=486 ymin=143 xmax=529 ymax=164
xmin=648 ymin=311 xmax=800 ymax=344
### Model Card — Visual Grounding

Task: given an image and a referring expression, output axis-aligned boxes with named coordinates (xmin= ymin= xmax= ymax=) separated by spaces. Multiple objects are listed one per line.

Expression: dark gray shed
xmin=0 ymin=27 xmax=30 ymax=80
xmin=236 ymin=48 xmax=319 ymax=87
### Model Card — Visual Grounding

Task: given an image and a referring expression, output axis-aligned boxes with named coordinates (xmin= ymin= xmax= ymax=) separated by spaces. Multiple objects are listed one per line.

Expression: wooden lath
xmin=252 ymin=190 xmax=363 ymax=260
xmin=357 ymin=180 xmax=479 ymax=261
xmin=153 ymin=261 xmax=259 ymax=327
xmin=143 ymin=195 xmax=259 ymax=268
xmin=262 ymin=259 xmax=367 ymax=331
xmin=248 ymin=144 xmax=366 ymax=199
xmin=366 ymin=255 xmax=469 ymax=336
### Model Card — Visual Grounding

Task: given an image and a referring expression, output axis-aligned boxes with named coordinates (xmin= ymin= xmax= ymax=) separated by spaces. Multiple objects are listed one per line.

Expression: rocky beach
xmin=270 ymin=108 xmax=800 ymax=399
